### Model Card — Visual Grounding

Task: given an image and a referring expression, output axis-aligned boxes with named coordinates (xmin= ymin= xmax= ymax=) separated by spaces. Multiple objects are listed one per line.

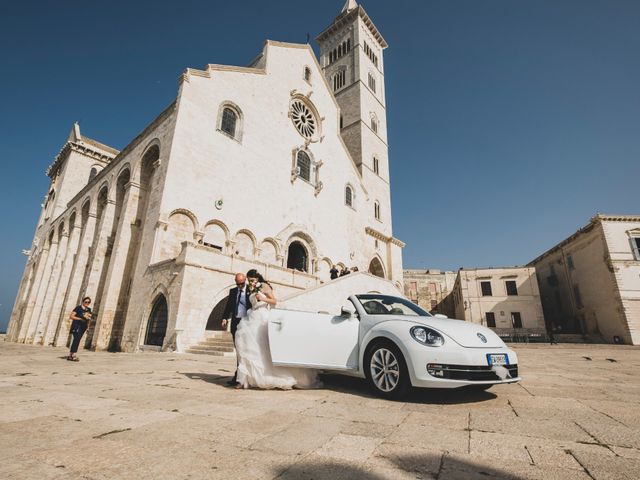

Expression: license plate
xmin=487 ymin=354 xmax=509 ymax=366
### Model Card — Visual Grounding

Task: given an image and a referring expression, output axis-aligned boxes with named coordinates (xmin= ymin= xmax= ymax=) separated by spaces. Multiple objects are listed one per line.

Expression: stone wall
xmin=452 ymin=267 xmax=546 ymax=334
xmin=403 ymin=270 xmax=457 ymax=318
xmin=530 ymin=216 xmax=640 ymax=345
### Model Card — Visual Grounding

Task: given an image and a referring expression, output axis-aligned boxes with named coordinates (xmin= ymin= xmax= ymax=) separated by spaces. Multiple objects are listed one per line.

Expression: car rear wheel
xmin=365 ymin=341 xmax=410 ymax=400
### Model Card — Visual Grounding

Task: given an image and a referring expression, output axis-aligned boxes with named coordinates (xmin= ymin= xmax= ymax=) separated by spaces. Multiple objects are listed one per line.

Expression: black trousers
xmin=230 ymin=316 xmax=243 ymax=380
xmin=70 ymin=322 xmax=87 ymax=353
xmin=230 ymin=316 xmax=243 ymax=341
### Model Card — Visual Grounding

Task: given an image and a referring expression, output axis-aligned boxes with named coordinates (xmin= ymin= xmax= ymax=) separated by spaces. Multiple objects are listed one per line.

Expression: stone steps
xmin=186 ymin=347 xmax=236 ymax=357
xmin=200 ymin=339 xmax=235 ymax=347
xmin=186 ymin=332 xmax=236 ymax=357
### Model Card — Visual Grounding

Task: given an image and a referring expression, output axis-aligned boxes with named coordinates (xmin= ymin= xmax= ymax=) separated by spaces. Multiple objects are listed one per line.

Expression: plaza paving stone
xmin=0 ymin=339 xmax=639 ymax=479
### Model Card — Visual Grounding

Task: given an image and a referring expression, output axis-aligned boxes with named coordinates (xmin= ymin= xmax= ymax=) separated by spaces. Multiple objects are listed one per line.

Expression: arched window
xmin=345 ymin=185 xmax=354 ymax=207
xmin=368 ymin=258 xmax=385 ymax=278
xmin=340 ymin=115 xmax=344 ymax=129
xmin=287 ymin=241 xmax=308 ymax=272
xmin=217 ymin=103 xmax=243 ymax=142
xmin=304 ymin=66 xmax=311 ymax=82
xmin=88 ymin=167 xmax=98 ymax=183
xmin=371 ymin=115 xmax=378 ymax=133
xmin=338 ymin=44 xmax=342 ymax=57
xmin=296 ymin=150 xmax=311 ymax=182
xmin=373 ymin=156 xmax=379 ymax=175
xmin=221 ymin=108 xmax=237 ymax=137
xmin=145 ymin=294 xmax=168 ymax=346
xmin=347 ymin=39 xmax=351 ymax=51
xmin=368 ymin=73 xmax=376 ymax=93
xmin=374 ymin=201 xmax=381 ymax=221
xmin=44 ymin=189 xmax=56 ymax=218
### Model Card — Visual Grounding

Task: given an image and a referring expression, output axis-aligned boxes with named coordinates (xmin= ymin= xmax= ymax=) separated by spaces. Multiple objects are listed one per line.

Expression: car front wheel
xmin=365 ymin=341 xmax=410 ymax=400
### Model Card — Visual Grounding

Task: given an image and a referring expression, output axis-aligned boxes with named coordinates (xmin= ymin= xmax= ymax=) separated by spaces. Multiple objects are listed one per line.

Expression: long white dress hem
xmin=235 ymin=294 xmax=321 ymax=390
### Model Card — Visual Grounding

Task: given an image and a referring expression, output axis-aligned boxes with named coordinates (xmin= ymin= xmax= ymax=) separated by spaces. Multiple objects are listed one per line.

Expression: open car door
xmin=268 ymin=309 xmax=359 ymax=370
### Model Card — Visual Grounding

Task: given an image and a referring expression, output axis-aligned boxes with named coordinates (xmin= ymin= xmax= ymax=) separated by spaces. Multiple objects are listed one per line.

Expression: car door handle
xmin=271 ymin=321 xmax=283 ymax=325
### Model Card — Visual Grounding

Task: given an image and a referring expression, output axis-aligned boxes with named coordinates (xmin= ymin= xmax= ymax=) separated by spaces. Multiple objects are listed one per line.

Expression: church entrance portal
xmin=368 ymin=258 xmax=385 ymax=278
xmin=206 ymin=298 xmax=228 ymax=331
xmin=145 ymin=294 xmax=168 ymax=346
xmin=287 ymin=241 xmax=308 ymax=272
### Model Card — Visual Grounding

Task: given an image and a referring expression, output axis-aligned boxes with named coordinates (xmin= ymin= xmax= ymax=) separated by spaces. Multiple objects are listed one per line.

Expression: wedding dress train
xmin=235 ymin=294 xmax=320 ymax=390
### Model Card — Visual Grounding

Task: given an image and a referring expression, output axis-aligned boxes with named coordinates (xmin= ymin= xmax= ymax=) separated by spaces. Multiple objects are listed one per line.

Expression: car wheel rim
xmin=370 ymin=348 xmax=400 ymax=392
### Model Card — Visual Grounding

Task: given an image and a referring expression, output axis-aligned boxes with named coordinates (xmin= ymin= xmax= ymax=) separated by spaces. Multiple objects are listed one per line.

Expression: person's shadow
xmin=274 ymin=453 xmax=525 ymax=479
xmin=182 ymin=372 xmax=230 ymax=386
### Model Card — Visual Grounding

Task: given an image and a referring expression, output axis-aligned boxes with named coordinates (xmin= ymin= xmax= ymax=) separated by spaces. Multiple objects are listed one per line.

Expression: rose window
xmin=290 ymin=99 xmax=317 ymax=139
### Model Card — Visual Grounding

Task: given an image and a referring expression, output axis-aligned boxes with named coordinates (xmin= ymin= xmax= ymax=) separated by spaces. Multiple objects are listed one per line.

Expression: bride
xmin=234 ymin=269 xmax=320 ymax=390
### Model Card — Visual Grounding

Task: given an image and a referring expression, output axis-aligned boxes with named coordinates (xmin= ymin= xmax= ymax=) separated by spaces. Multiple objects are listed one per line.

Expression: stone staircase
xmin=186 ymin=331 xmax=236 ymax=357
xmin=554 ymin=333 xmax=605 ymax=344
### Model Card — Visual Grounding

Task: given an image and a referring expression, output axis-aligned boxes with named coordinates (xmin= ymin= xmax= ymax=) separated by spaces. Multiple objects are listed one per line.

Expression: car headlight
xmin=411 ymin=326 xmax=445 ymax=347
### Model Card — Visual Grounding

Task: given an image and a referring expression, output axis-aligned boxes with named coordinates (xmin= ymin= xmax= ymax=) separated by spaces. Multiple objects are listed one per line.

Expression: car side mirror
xmin=434 ymin=313 xmax=448 ymax=319
xmin=341 ymin=306 xmax=355 ymax=317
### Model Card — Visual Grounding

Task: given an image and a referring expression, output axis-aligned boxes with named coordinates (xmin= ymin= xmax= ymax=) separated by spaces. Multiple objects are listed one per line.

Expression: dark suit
xmin=222 ymin=284 xmax=251 ymax=340
xmin=223 ymin=284 xmax=250 ymax=383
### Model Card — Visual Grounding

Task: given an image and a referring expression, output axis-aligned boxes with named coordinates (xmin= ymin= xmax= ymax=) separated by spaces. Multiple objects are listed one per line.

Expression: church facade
xmin=7 ymin=1 xmax=405 ymax=352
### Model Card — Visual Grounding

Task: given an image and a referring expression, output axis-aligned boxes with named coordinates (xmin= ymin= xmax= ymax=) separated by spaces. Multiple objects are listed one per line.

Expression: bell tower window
xmin=370 ymin=114 xmax=379 ymax=134
xmin=333 ymin=70 xmax=346 ymax=91
xmin=368 ymin=73 xmax=376 ymax=93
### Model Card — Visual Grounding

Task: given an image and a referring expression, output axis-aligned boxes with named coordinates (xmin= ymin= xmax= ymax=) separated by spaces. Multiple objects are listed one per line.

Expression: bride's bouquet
xmin=249 ymin=281 xmax=262 ymax=295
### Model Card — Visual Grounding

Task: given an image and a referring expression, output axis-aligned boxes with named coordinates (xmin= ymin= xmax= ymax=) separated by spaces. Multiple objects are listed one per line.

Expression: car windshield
xmin=355 ymin=294 xmax=432 ymax=317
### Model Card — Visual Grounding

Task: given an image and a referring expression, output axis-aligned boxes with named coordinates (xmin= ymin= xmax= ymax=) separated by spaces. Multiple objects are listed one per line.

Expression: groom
xmin=221 ymin=272 xmax=250 ymax=386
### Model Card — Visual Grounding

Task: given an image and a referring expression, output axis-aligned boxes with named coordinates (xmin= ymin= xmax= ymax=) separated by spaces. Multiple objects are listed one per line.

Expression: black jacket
xmin=222 ymin=285 xmax=251 ymax=320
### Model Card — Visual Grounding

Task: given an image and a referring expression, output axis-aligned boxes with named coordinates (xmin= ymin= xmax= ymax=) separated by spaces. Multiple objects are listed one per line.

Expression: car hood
xmin=411 ymin=317 xmax=506 ymax=348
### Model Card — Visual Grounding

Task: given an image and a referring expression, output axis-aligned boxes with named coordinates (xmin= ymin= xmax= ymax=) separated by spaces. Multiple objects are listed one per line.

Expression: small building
xmin=403 ymin=269 xmax=456 ymax=318
xmin=529 ymin=214 xmax=640 ymax=345
xmin=451 ymin=267 xmax=546 ymax=339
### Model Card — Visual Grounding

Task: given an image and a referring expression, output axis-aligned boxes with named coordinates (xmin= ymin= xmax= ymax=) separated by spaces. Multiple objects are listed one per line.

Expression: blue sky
xmin=1 ymin=0 xmax=639 ymax=331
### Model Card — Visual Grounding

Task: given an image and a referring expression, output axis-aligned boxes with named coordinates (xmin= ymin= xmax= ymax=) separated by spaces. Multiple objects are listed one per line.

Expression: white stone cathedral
xmin=7 ymin=0 xmax=405 ymax=352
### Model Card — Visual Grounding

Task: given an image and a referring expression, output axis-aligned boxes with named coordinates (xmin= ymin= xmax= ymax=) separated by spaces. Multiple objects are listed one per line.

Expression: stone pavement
xmin=1 ymin=340 xmax=639 ymax=480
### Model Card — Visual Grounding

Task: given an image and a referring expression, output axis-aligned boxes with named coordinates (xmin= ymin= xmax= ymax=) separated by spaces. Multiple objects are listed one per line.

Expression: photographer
xmin=67 ymin=297 xmax=92 ymax=361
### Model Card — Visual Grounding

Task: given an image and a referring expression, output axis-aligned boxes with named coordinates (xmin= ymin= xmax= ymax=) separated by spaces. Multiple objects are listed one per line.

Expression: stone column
xmin=24 ymin=237 xmax=59 ymax=343
xmin=82 ymin=199 xmax=116 ymax=346
xmin=34 ymin=231 xmax=69 ymax=344
xmin=7 ymin=259 xmax=36 ymax=342
xmin=16 ymin=251 xmax=49 ymax=343
xmin=92 ymin=181 xmax=141 ymax=350
xmin=55 ymin=212 xmax=98 ymax=347
xmin=44 ymin=222 xmax=82 ymax=346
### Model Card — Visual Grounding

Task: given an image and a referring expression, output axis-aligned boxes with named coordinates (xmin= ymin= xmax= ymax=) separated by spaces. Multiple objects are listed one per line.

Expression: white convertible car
xmin=269 ymin=294 xmax=520 ymax=399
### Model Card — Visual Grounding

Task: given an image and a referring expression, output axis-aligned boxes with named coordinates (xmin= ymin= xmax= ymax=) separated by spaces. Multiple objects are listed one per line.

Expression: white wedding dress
xmin=235 ymin=293 xmax=320 ymax=390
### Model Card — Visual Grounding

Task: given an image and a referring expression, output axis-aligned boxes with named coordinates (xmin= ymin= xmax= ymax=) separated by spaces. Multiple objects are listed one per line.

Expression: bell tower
xmin=317 ymin=1 xmax=392 ymax=234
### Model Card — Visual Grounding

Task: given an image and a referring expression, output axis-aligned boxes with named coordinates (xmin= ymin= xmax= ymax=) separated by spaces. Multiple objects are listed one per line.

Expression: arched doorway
xmin=145 ymin=295 xmax=168 ymax=346
xmin=287 ymin=241 xmax=308 ymax=272
xmin=368 ymin=258 xmax=385 ymax=278
xmin=206 ymin=298 xmax=228 ymax=331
